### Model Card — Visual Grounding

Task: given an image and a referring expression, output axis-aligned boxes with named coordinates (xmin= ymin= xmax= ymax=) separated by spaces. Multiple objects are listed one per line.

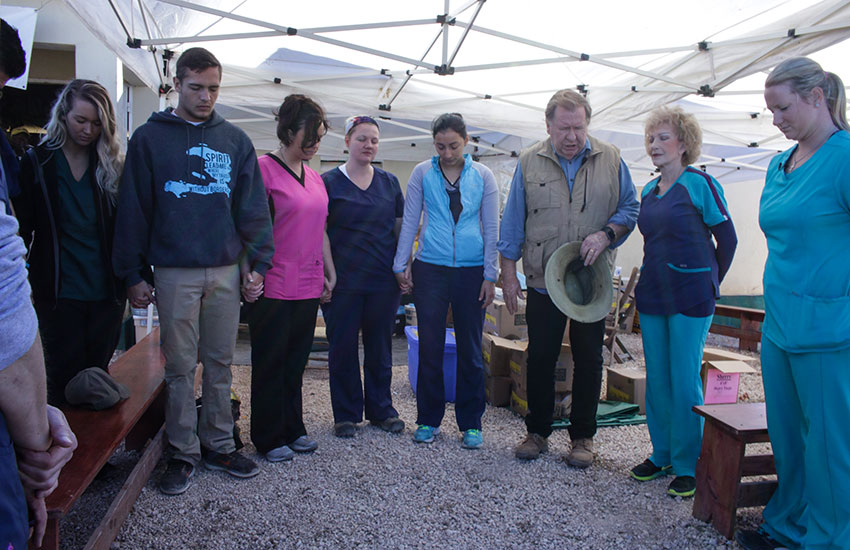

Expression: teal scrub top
xmin=759 ymin=130 xmax=850 ymax=352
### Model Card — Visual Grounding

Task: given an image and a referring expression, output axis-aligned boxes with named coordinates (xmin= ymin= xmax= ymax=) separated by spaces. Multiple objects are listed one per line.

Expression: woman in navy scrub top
xmin=321 ymin=116 xmax=406 ymax=438
xmin=737 ymin=58 xmax=850 ymax=550
xmin=630 ymin=106 xmax=737 ymax=498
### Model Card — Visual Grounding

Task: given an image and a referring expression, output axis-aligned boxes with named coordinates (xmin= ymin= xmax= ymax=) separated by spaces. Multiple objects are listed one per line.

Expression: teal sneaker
xmin=413 ymin=425 xmax=440 ymax=443
xmin=462 ymin=429 xmax=483 ymax=449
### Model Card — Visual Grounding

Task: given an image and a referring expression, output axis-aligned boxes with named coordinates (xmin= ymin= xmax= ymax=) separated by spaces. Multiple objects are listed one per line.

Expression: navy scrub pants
xmin=321 ymin=289 xmax=401 ymax=424
xmin=412 ymin=260 xmax=486 ymax=431
xmin=525 ymin=289 xmax=605 ymax=440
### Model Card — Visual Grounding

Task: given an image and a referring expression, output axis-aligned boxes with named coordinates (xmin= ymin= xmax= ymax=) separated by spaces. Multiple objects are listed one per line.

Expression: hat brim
xmin=544 ymin=241 xmax=613 ymax=323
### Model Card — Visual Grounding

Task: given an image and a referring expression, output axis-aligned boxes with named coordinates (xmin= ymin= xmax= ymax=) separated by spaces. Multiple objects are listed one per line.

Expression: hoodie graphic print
xmin=165 ymin=143 xmax=232 ymax=198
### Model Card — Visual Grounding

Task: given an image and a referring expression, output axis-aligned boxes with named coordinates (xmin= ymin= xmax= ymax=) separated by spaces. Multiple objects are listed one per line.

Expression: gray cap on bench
xmin=65 ymin=368 xmax=130 ymax=410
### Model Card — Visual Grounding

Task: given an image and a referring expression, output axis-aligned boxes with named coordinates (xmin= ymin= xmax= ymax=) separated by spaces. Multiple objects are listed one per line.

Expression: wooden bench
xmin=692 ymin=403 xmax=777 ymax=539
xmin=710 ymin=305 xmax=765 ymax=352
xmin=37 ymin=328 xmax=167 ymax=550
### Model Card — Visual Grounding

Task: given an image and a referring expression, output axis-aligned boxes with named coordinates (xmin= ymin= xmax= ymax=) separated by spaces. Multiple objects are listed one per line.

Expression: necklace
xmin=788 ymin=130 xmax=835 ymax=172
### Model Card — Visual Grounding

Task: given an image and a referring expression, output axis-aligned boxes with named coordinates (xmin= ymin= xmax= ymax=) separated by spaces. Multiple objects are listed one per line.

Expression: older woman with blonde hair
xmin=14 ymin=79 xmax=126 ymax=405
xmin=737 ymin=57 xmax=850 ymax=550
xmin=629 ymin=106 xmax=737 ymax=498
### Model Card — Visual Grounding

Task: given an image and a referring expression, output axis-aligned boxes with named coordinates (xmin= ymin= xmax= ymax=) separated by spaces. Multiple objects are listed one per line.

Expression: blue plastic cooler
xmin=405 ymin=326 xmax=457 ymax=402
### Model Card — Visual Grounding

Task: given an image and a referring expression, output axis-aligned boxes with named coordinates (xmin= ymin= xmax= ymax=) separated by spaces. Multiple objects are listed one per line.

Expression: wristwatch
xmin=601 ymin=226 xmax=616 ymax=243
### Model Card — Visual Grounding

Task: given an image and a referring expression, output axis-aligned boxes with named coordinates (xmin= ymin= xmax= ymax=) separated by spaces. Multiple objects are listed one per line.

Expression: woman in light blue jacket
xmin=393 ymin=113 xmax=499 ymax=449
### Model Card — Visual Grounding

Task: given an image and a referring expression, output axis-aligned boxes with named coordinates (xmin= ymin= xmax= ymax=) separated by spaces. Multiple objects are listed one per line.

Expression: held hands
xmin=16 ymin=406 xmax=78 ymax=548
xmin=321 ymin=270 xmax=336 ymax=304
xmin=16 ymin=406 xmax=78 ymax=498
xmin=395 ymin=264 xmax=413 ymax=294
xmin=580 ymin=231 xmax=610 ymax=267
xmin=241 ymin=271 xmax=264 ymax=303
xmin=479 ymin=280 xmax=496 ymax=309
xmin=128 ymin=281 xmax=155 ymax=309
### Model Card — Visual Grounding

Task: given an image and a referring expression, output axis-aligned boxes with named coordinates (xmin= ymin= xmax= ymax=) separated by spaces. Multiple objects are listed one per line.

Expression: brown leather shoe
xmin=514 ymin=433 xmax=548 ymax=460
xmin=566 ymin=437 xmax=594 ymax=468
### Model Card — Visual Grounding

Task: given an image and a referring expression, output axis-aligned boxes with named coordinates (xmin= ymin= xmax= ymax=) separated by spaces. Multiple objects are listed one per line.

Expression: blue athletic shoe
xmin=413 ymin=425 xmax=440 ymax=443
xmin=462 ymin=429 xmax=483 ymax=449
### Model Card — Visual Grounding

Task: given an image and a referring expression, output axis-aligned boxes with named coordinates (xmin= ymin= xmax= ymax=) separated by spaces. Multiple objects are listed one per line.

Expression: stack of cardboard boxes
xmin=481 ymin=298 xmax=574 ymax=417
xmin=605 ymin=346 xmax=756 ymax=413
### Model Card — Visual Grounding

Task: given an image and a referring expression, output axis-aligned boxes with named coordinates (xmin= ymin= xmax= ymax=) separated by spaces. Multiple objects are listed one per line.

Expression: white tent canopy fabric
xmin=65 ymin=0 xmax=850 ymax=176
xmin=60 ymin=0 xmax=850 ymax=296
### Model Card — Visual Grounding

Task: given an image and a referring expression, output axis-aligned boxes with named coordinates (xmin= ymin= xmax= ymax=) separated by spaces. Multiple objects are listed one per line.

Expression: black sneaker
xmin=203 ymin=450 xmax=260 ymax=479
xmin=372 ymin=417 xmax=405 ymax=434
xmin=667 ymin=475 xmax=696 ymax=498
xmin=159 ymin=459 xmax=195 ymax=495
xmin=334 ymin=421 xmax=356 ymax=438
xmin=736 ymin=528 xmax=787 ymax=550
xmin=630 ymin=458 xmax=672 ymax=481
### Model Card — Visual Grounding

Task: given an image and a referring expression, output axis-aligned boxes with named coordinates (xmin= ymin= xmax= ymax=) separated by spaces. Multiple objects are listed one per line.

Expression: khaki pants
xmin=154 ymin=265 xmax=240 ymax=464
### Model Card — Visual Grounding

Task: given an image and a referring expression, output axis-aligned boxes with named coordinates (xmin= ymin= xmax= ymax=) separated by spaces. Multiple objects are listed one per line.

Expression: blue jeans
xmin=412 ymin=261 xmax=485 ymax=431
xmin=322 ymin=289 xmax=401 ymax=424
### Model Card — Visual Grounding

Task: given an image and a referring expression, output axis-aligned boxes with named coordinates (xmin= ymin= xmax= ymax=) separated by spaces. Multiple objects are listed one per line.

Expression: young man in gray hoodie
xmin=113 ymin=47 xmax=274 ymax=495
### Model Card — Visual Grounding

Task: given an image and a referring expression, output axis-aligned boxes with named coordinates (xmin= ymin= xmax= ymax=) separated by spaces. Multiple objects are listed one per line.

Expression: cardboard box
xmin=482 ymin=333 xmax=527 ymax=378
xmin=485 ymin=375 xmax=512 ymax=407
xmin=509 ymin=347 xmax=527 ymax=394
xmin=606 ymin=366 xmax=647 ymax=414
xmin=484 ymin=299 xmax=527 ymax=339
xmin=508 ymin=342 xmax=572 ymax=394
xmin=702 ymin=347 xmax=752 ymax=362
xmin=510 ymin=387 xmax=529 ymax=417
xmin=554 ymin=345 xmax=574 ymax=393
xmin=700 ymin=360 xmax=756 ymax=405
xmin=509 ymin=384 xmax=570 ymax=418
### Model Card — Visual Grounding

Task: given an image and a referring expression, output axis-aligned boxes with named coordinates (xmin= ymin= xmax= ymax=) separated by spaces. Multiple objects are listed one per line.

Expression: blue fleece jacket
xmin=113 ymin=109 xmax=274 ymax=286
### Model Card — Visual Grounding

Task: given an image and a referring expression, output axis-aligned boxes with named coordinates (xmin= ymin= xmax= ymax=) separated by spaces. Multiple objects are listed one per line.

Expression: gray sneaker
xmin=203 ymin=450 xmax=259 ymax=478
xmin=290 ymin=435 xmax=318 ymax=453
xmin=159 ymin=459 xmax=195 ymax=495
xmin=265 ymin=445 xmax=294 ymax=462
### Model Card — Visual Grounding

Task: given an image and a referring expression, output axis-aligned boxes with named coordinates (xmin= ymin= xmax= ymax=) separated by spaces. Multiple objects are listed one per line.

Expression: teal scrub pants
xmin=761 ymin=336 xmax=850 ymax=550
xmin=640 ymin=312 xmax=712 ymax=477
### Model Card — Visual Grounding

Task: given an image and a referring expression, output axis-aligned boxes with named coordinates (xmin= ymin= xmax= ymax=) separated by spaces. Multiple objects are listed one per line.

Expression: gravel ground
xmin=60 ymin=331 xmax=770 ymax=550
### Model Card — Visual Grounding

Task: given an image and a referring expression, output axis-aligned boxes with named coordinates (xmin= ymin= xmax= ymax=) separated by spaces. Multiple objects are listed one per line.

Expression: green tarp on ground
xmin=551 ymin=400 xmax=646 ymax=430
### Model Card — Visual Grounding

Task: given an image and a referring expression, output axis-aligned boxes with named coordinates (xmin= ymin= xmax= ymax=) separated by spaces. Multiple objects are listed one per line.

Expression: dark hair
xmin=431 ymin=112 xmax=467 ymax=139
xmin=0 ymin=19 xmax=27 ymax=80
xmin=275 ymin=94 xmax=329 ymax=149
xmin=176 ymin=47 xmax=222 ymax=81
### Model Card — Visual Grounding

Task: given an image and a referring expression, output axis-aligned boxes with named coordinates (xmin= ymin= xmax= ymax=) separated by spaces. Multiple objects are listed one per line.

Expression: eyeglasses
xmin=344 ymin=115 xmax=379 ymax=135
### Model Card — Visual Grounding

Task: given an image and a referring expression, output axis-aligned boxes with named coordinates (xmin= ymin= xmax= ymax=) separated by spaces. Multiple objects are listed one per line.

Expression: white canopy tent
xmin=60 ymin=0 xmax=850 ymax=294
xmin=64 ymin=0 xmax=850 ymax=170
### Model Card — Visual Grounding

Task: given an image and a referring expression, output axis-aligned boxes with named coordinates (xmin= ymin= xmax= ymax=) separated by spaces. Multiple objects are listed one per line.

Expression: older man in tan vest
xmin=498 ymin=89 xmax=639 ymax=467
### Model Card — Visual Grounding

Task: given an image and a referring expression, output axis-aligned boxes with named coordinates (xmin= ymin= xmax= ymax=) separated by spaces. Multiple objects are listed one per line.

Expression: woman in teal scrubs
xmin=737 ymin=57 xmax=850 ymax=550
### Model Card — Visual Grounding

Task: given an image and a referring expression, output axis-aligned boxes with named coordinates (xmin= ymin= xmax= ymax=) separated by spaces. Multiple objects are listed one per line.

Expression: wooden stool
xmin=692 ymin=403 xmax=778 ymax=539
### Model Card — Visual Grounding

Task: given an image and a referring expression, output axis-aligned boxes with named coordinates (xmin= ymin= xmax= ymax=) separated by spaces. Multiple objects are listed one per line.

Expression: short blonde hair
xmin=644 ymin=106 xmax=702 ymax=166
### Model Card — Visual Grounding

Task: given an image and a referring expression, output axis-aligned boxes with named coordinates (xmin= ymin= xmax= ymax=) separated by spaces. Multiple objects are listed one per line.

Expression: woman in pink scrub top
xmin=248 ymin=94 xmax=335 ymax=463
